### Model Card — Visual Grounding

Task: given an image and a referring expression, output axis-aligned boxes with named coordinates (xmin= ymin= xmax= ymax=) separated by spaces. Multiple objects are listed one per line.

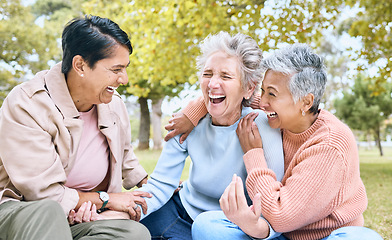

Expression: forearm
xmin=244 ymin=148 xmax=345 ymax=232
xmin=182 ymin=96 xmax=207 ymax=126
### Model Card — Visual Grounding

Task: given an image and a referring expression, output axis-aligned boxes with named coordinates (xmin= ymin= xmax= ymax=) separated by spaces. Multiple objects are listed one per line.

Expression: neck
xmin=211 ymin=107 xmax=242 ymax=126
xmin=66 ymin=71 xmax=93 ymax=112
xmin=290 ymin=111 xmax=319 ymax=133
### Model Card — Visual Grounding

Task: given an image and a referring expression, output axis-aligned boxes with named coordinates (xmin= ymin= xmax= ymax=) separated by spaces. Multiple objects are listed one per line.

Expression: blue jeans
xmin=140 ymin=192 xmax=193 ymax=240
xmin=192 ymin=211 xmax=383 ymax=240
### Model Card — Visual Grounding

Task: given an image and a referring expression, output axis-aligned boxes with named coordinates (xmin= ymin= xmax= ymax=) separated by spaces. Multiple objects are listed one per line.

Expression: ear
xmin=244 ymin=85 xmax=256 ymax=100
xmin=72 ymin=55 xmax=85 ymax=77
xmin=302 ymin=93 xmax=314 ymax=112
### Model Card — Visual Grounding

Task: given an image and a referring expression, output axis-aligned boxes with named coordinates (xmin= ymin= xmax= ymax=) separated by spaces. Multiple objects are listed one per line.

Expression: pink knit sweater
xmin=183 ymin=99 xmax=367 ymax=240
xmin=244 ymin=110 xmax=367 ymax=240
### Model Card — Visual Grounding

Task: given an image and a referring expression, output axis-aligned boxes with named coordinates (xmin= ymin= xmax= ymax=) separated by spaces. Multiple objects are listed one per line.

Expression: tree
xmin=334 ymin=74 xmax=392 ymax=156
xmin=342 ymin=0 xmax=392 ymax=92
xmin=83 ymin=0 xmax=347 ymax=149
xmin=0 ymin=0 xmax=57 ymax=105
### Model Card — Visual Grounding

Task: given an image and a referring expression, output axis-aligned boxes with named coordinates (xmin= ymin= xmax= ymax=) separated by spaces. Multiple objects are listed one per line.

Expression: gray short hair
xmin=196 ymin=31 xmax=263 ymax=107
xmin=261 ymin=43 xmax=327 ymax=114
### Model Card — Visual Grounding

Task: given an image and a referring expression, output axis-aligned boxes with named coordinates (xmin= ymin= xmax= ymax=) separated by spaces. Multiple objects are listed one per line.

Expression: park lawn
xmin=134 ymin=146 xmax=392 ymax=239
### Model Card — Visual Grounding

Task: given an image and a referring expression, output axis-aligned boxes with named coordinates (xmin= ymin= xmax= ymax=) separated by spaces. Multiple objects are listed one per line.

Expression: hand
xmin=68 ymin=201 xmax=100 ymax=225
xmin=108 ymin=191 xmax=152 ymax=222
xmin=219 ymin=175 xmax=269 ymax=239
xmin=164 ymin=112 xmax=194 ymax=143
xmin=236 ymin=112 xmax=263 ymax=153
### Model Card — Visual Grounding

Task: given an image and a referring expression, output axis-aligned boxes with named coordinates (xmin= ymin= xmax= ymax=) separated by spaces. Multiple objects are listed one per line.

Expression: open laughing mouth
xmin=265 ymin=111 xmax=278 ymax=118
xmin=209 ymin=93 xmax=226 ymax=104
xmin=107 ymin=86 xmax=118 ymax=93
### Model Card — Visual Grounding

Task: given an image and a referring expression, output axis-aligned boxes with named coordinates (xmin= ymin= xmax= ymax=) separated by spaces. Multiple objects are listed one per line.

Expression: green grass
xmin=359 ymin=147 xmax=392 ymax=240
xmin=134 ymin=146 xmax=392 ymax=239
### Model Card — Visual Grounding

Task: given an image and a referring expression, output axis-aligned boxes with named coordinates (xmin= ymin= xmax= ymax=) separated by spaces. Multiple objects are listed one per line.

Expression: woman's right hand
xmin=164 ymin=112 xmax=194 ymax=143
xmin=236 ymin=112 xmax=263 ymax=153
xmin=107 ymin=191 xmax=152 ymax=222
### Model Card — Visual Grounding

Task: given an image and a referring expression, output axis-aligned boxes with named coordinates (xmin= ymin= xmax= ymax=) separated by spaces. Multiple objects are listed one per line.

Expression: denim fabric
xmin=140 ymin=192 xmax=193 ymax=240
xmin=192 ymin=211 xmax=280 ymax=240
xmin=191 ymin=210 xmax=383 ymax=240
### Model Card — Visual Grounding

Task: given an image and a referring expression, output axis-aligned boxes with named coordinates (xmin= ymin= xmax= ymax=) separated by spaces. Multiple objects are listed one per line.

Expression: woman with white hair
xmin=135 ymin=31 xmax=284 ymax=239
xmin=170 ymin=44 xmax=383 ymax=240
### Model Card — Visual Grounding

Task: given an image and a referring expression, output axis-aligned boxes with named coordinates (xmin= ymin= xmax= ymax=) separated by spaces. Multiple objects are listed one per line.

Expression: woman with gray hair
xmin=135 ymin=31 xmax=284 ymax=239
xmin=172 ymin=44 xmax=382 ymax=239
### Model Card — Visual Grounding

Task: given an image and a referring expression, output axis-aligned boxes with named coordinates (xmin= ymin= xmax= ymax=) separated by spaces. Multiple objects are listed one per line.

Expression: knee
xmin=329 ymin=226 xmax=383 ymax=240
xmin=30 ymin=199 xmax=65 ymax=220
xmin=117 ymin=220 xmax=151 ymax=240
xmin=192 ymin=211 xmax=224 ymax=239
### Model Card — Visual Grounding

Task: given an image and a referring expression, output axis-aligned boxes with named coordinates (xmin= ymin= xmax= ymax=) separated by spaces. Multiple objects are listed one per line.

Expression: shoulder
xmin=313 ymin=110 xmax=357 ymax=155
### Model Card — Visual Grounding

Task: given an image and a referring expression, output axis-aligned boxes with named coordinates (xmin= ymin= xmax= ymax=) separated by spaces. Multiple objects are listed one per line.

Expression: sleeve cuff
xmin=243 ymin=148 xmax=269 ymax=173
xmin=122 ymin=165 xmax=148 ymax=190
xmin=182 ymin=96 xmax=207 ymax=126
xmin=257 ymin=217 xmax=281 ymax=240
xmin=60 ymin=187 xmax=79 ymax=216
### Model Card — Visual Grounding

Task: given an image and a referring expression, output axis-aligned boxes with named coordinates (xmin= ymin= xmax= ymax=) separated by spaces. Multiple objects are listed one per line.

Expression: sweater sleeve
xmin=182 ymin=96 xmax=207 ymax=126
xmin=136 ymin=135 xmax=188 ymax=220
xmin=244 ymin=145 xmax=346 ymax=233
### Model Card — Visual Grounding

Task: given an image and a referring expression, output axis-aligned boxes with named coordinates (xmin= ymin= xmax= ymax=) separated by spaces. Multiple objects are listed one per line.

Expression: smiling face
xmin=260 ymin=70 xmax=305 ymax=133
xmin=75 ymin=44 xmax=130 ymax=111
xmin=200 ymin=51 xmax=253 ymax=126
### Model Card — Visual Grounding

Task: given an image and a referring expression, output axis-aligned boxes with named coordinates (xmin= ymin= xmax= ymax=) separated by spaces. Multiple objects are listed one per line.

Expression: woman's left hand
xmin=219 ymin=175 xmax=269 ymax=239
xmin=236 ymin=112 xmax=263 ymax=153
xmin=68 ymin=201 xmax=101 ymax=225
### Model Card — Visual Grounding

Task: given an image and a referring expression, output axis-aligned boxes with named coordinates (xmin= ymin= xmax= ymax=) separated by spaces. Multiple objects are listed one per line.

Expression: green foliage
xmin=81 ymin=0 xmax=348 ymax=101
xmin=0 ymin=0 xmax=56 ymax=76
xmin=344 ymin=0 xmax=392 ymax=90
xmin=334 ymin=74 xmax=392 ymax=131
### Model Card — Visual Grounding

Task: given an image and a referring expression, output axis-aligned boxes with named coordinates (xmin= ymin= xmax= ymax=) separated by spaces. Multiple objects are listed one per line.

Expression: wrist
xmin=97 ymin=191 xmax=110 ymax=210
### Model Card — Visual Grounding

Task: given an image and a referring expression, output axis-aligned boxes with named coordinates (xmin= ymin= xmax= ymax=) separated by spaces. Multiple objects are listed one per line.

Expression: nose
xmin=259 ymin=93 xmax=268 ymax=110
xmin=208 ymin=75 xmax=220 ymax=89
xmin=118 ymin=70 xmax=129 ymax=85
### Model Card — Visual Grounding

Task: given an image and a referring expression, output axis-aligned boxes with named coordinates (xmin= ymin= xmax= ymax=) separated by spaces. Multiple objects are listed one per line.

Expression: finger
xmin=90 ymin=204 xmax=99 ymax=221
xmin=164 ymin=129 xmax=177 ymax=141
xmin=179 ymin=131 xmax=190 ymax=144
xmin=128 ymin=206 xmax=137 ymax=221
xmin=133 ymin=191 xmax=152 ymax=198
xmin=227 ymin=175 xmax=238 ymax=212
xmin=164 ymin=123 xmax=174 ymax=131
xmin=75 ymin=202 xmax=87 ymax=223
xmin=253 ymin=193 xmax=262 ymax=217
xmin=219 ymin=183 xmax=231 ymax=212
xmin=82 ymin=201 xmax=92 ymax=222
xmin=68 ymin=210 xmax=76 ymax=225
xmin=235 ymin=177 xmax=247 ymax=208
xmin=134 ymin=197 xmax=148 ymax=214
xmin=135 ymin=206 xmax=141 ymax=222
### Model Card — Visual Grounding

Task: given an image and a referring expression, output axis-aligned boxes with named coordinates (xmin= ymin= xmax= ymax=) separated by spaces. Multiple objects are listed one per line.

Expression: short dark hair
xmin=61 ymin=15 xmax=133 ymax=74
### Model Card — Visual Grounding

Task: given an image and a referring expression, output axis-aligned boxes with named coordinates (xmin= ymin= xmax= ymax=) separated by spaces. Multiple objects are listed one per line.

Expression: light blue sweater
xmin=138 ymin=107 xmax=284 ymax=220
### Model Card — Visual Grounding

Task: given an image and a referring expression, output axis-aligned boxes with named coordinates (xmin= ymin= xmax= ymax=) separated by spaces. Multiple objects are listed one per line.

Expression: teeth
xmin=107 ymin=86 xmax=117 ymax=92
xmin=266 ymin=111 xmax=277 ymax=118
xmin=208 ymin=93 xmax=225 ymax=99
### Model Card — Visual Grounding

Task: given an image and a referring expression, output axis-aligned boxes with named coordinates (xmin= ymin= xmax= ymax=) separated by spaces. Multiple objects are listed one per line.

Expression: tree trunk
xmin=151 ymin=98 xmax=163 ymax=150
xmin=375 ymin=127 xmax=383 ymax=156
xmin=138 ymin=97 xmax=150 ymax=150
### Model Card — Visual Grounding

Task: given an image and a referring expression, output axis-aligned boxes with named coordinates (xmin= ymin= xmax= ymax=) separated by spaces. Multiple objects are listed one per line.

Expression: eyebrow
xmin=112 ymin=62 xmax=130 ymax=68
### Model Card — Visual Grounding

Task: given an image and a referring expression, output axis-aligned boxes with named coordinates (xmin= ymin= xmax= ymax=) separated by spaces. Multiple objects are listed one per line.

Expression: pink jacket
xmin=0 ymin=63 xmax=147 ymax=215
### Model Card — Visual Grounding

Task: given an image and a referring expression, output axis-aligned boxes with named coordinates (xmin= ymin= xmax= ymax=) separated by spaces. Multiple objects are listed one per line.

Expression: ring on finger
xmin=133 ymin=205 xmax=138 ymax=210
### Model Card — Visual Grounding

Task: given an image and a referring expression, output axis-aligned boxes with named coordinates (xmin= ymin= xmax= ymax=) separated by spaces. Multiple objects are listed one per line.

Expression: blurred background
xmin=1 ymin=0 xmax=391 ymax=152
xmin=1 ymin=1 xmax=391 ymax=237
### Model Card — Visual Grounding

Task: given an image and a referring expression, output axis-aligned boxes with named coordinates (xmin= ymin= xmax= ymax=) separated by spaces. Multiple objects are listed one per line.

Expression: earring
xmin=302 ymin=110 xmax=306 ymax=116
xmin=80 ymin=74 xmax=84 ymax=77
